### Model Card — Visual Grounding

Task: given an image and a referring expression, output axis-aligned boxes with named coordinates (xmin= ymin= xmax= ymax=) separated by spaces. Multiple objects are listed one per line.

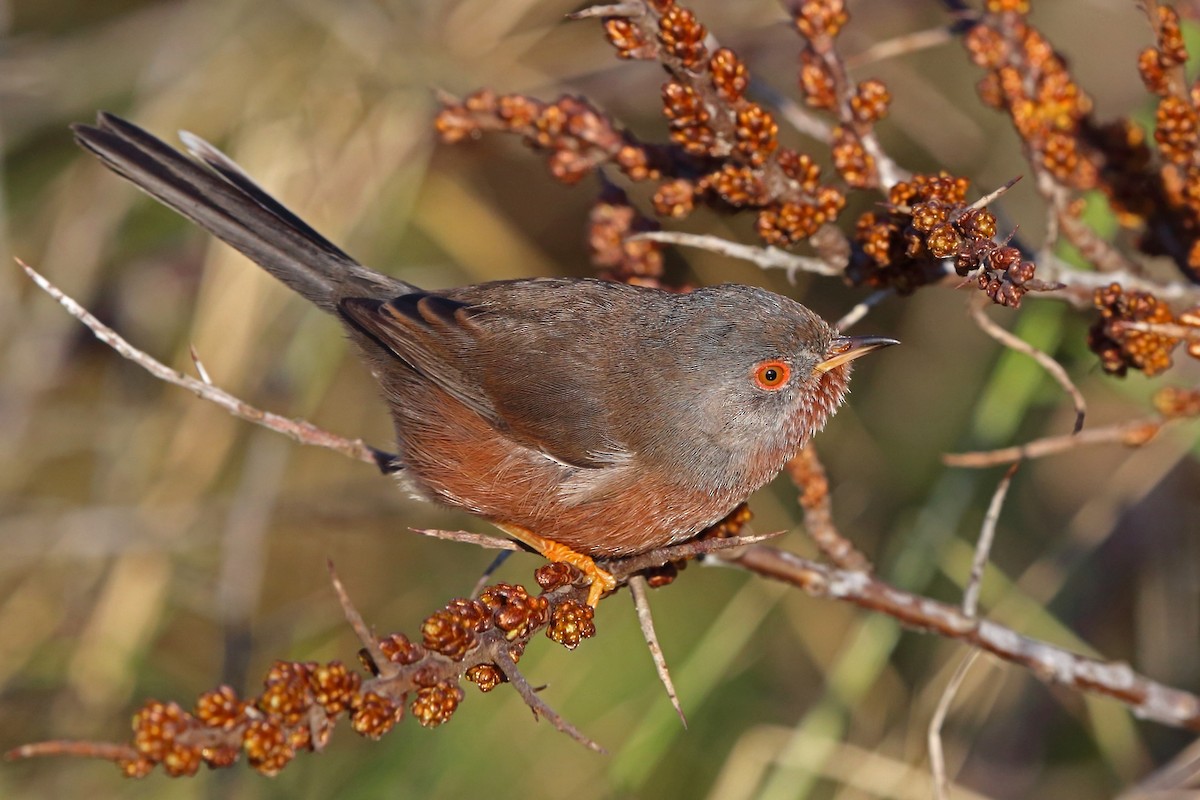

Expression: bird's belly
xmin=390 ymin=384 xmax=744 ymax=558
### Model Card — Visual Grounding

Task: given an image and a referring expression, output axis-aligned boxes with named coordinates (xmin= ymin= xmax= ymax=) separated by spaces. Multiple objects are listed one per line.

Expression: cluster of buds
xmin=97 ymin=564 xmax=596 ymax=779
xmin=435 ymin=90 xmax=672 ymax=187
xmin=847 ymin=173 xmax=1038 ymax=305
xmin=792 ymin=1 xmax=890 ymax=189
xmin=122 ymin=661 xmax=361 ymax=778
xmin=439 ymin=0 xmax=859 ymax=272
xmin=1088 ymin=283 xmax=1200 ymax=376
xmin=588 ymin=184 xmax=668 ymax=286
xmin=1154 ymin=385 xmax=1200 ymax=419
xmin=607 ymin=0 xmax=849 ymax=246
xmin=965 ymin=3 xmax=1099 ymax=190
xmin=1129 ymin=3 xmax=1200 ymax=278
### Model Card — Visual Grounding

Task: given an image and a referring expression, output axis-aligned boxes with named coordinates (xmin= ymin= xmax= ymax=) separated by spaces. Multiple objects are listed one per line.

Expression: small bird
xmin=73 ymin=113 xmax=895 ymax=606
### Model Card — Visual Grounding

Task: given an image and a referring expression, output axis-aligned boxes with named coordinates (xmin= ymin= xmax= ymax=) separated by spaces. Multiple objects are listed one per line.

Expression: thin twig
xmin=471 ymin=551 xmax=514 ymax=599
xmin=1036 ymin=173 xmax=1141 ymax=275
xmin=629 ymin=231 xmax=843 ymax=278
xmin=188 ymin=344 xmax=213 ymax=385
xmin=328 ymin=560 xmax=395 ymax=679
xmin=970 ymin=296 xmax=1086 ymax=434
xmin=1123 ymin=735 xmax=1200 ymax=796
xmin=961 ymin=175 xmax=1021 ymax=215
xmin=1033 ymin=253 xmax=1200 ymax=307
xmin=1115 ymin=319 xmax=1200 ymax=340
xmin=963 ymin=463 xmax=1018 ymax=618
xmin=928 ymin=652 xmax=983 ymax=800
xmin=628 ymin=575 xmax=686 ymax=727
xmin=606 ymin=529 xmax=784 ymax=579
xmin=18 ymin=258 xmax=388 ymax=469
xmin=835 ymin=288 xmax=892 ymax=332
xmin=566 ymin=2 xmax=643 ymax=20
xmin=943 ymin=418 xmax=1166 ymax=467
xmin=493 ymin=644 xmax=605 ymax=753
xmin=845 ymin=26 xmax=956 ymax=69
xmin=410 ymin=528 xmax=522 ymax=550
xmin=3 ymin=741 xmax=140 ymax=764
xmin=749 ymin=77 xmax=833 ymax=143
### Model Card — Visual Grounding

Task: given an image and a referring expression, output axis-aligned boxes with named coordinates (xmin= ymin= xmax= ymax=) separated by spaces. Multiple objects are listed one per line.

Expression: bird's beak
xmin=815 ymin=335 xmax=899 ymax=373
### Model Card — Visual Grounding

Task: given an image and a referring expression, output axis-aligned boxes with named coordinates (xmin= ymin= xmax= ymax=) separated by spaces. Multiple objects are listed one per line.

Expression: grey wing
xmin=338 ymin=291 xmax=632 ymax=471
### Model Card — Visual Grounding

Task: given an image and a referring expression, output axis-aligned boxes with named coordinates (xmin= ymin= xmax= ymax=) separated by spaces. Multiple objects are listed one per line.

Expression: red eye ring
xmin=753 ymin=359 xmax=791 ymax=391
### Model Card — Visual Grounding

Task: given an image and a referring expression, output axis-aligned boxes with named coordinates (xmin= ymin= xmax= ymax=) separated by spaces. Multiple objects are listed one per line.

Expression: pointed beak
xmin=815 ymin=335 xmax=899 ymax=373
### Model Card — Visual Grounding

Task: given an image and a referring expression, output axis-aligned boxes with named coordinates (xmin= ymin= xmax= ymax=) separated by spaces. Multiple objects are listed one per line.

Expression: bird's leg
xmin=493 ymin=523 xmax=616 ymax=607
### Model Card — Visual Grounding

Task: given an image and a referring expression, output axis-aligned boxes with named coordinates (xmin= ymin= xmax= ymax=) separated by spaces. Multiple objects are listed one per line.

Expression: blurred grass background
xmin=2 ymin=1 xmax=1199 ymax=798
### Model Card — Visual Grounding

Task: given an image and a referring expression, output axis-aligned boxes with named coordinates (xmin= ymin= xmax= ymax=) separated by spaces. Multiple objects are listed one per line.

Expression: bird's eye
xmin=752 ymin=359 xmax=791 ymax=391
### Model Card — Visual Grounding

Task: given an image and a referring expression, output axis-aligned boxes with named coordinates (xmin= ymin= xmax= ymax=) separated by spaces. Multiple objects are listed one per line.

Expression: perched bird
xmin=73 ymin=113 xmax=895 ymax=606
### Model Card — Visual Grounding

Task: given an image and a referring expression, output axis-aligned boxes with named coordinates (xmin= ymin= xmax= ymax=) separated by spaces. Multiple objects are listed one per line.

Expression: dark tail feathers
xmin=72 ymin=112 xmax=413 ymax=312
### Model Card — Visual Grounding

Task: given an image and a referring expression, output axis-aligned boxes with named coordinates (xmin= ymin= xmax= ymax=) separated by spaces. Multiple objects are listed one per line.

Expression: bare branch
xmin=410 ymin=528 xmax=522 ymax=550
xmin=188 ymin=344 xmax=213 ymax=385
xmin=4 ymin=741 xmax=140 ymax=764
xmin=962 ymin=175 xmax=1021 ymax=215
xmin=963 ymin=463 xmax=1018 ymax=618
xmin=1033 ymin=253 xmax=1200 ymax=308
xmin=493 ymin=644 xmax=605 ymax=753
xmin=567 ymin=2 xmax=643 ymax=20
xmin=329 ymin=561 xmax=395 ymax=680
xmin=728 ymin=545 xmax=1200 ymax=732
xmin=970 ymin=297 xmax=1086 ymax=434
xmin=628 ymin=575 xmax=686 ymax=727
xmin=943 ymin=418 xmax=1166 ymax=468
xmin=606 ymin=529 xmax=784 ymax=579
xmin=630 ymin=231 xmax=843 ymax=278
xmin=17 ymin=258 xmax=389 ymax=470
xmin=784 ymin=447 xmax=873 ymax=572
xmin=835 ymin=289 xmax=892 ymax=332
xmin=846 ymin=26 xmax=956 ymax=69
xmin=928 ymin=652 xmax=983 ymax=800
xmin=749 ymin=77 xmax=833 ymax=143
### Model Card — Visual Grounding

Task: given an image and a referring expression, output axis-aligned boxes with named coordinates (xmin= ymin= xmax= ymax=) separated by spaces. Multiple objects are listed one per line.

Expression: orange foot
xmin=494 ymin=523 xmax=617 ymax=607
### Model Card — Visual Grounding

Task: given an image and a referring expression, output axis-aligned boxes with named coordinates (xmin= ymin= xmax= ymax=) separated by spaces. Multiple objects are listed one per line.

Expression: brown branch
xmin=628 ymin=575 xmax=686 ymax=727
xmin=604 ymin=528 xmax=784 ymax=579
xmin=410 ymin=528 xmax=523 ymax=550
xmin=970 ymin=296 xmax=1087 ymax=434
xmin=1041 ymin=175 xmax=1143 ymax=275
xmin=329 ymin=561 xmax=394 ymax=680
xmin=631 ymin=230 xmax=844 ymax=278
xmin=928 ymin=652 xmax=983 ymax=800
xmin=963 ymin=463 xmax=1018 ymax=618
xmin=4 ymin=741 xmax=140 ymax=764
xmin=493 ymin=642 xmax=605 ymax=753
xmin=727 ymin=545 xmax=1200 ymax=732
xmin=846 ymin=25 xmax=956 ymax=70
xmin=17 ymin=259 xmax=390 ymax=471
xmin=784 ymin=447 xmax=873 ymax=572
xmin=943 ymin=418 xmax=1166 ymax=468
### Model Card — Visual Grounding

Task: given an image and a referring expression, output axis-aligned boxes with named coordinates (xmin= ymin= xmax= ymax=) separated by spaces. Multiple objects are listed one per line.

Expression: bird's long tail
xmin=72 ymin=112 xmax=413 ymax=312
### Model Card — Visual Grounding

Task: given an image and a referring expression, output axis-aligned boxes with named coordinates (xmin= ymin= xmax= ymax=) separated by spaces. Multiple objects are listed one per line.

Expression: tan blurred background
xmin=2 ymin=1 xmax=1199 ymax=798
